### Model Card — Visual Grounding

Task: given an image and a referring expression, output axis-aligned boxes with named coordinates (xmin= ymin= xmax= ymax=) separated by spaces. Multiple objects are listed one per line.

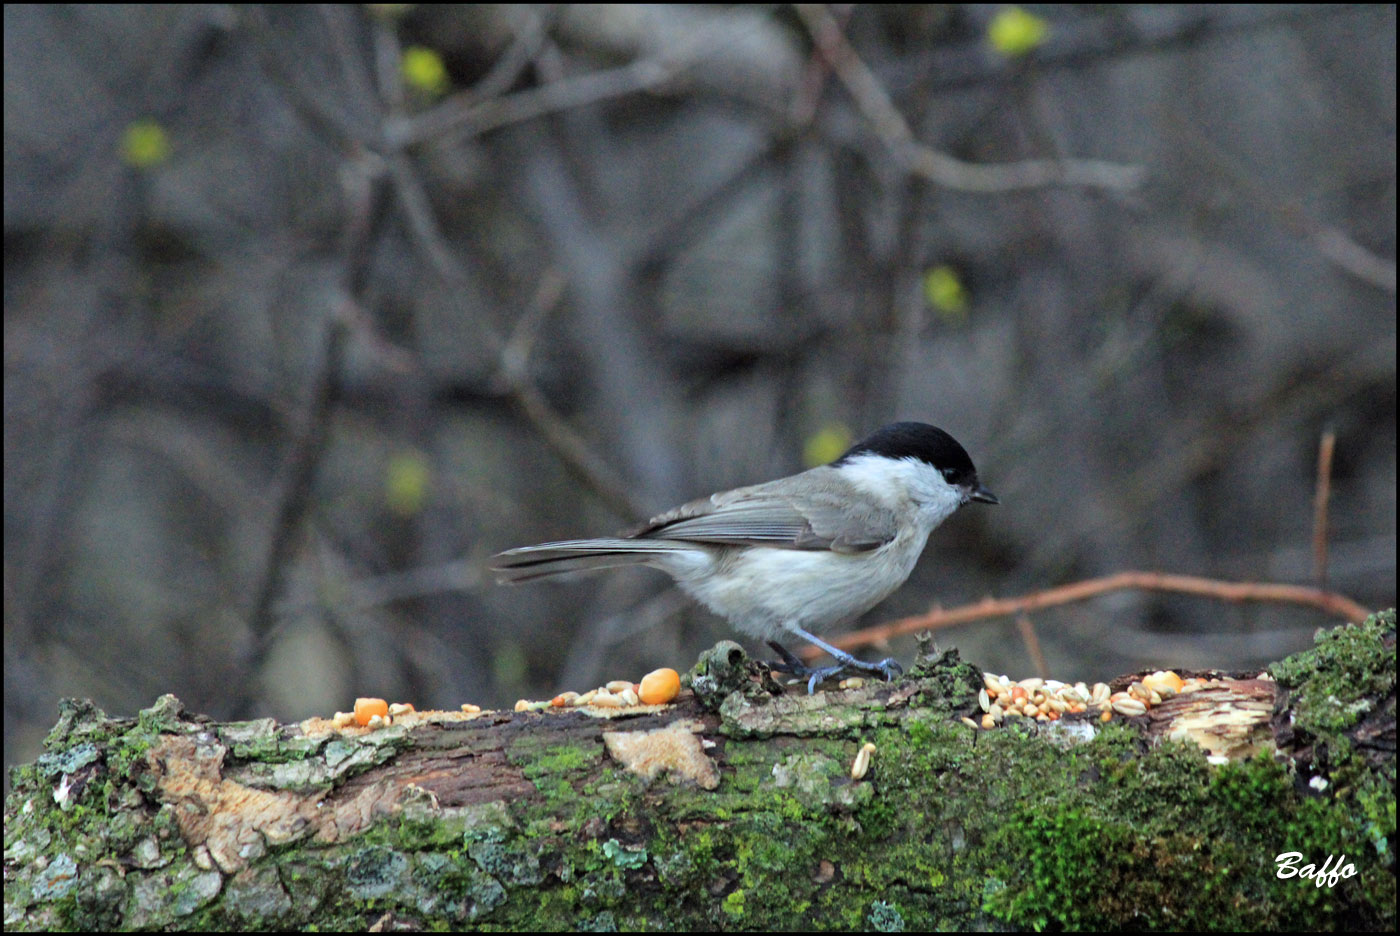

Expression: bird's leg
xmin=766 ymin=626 xmax=903 ymax=694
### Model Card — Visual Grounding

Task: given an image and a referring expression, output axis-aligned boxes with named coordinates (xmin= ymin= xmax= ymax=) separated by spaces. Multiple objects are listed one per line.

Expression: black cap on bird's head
xmin=834 ymin=422 xmax=999 ymax=504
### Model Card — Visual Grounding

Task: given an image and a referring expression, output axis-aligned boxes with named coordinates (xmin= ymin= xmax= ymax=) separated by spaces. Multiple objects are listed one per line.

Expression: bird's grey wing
xmin=627 ymin=470 xmax=898 ymax=552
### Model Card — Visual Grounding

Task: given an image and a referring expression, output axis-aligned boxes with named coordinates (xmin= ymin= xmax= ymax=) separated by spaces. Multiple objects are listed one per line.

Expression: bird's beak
xmin=968 ymin=484 xmax=999 ymax=505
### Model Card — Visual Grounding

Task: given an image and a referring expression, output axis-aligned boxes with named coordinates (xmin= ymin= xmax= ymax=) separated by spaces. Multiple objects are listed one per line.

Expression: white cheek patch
xmin=833 ymin=454 xmax=913 ymax=506
xmin=838 ymin=455 xmax=964 ymax=526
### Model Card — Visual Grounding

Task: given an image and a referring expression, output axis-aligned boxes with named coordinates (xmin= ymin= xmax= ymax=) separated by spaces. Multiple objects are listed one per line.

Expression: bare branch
xmin=470 ymin=6 xmax=554 ymax=102
xmin=387 ymin=113 xmax=643 ymax=520
xmin=1016 ymin=613 xmax=1049 ymax=678
xmin=794 ymin=4 xmax=1146 ymax=193
xmin=503 ymin=371 xmax=646 ymax=522
xmin=273 ymin=557 xmax=488 ymax=616
xmin=237 ymin=316 xmax=347 ymax=716
xmin=1312 ymin=225 xmax=1397 ymax=294
xmin=1312 ymin=429 xmax=1336 ymax=591
xmin=495 ymin=271 xmax=649 ymax=521
xmin=386 ymin=154 xmax=493 ymax=335
xmin=1170 ymin=111 xmax=1397 ymax=294
xmin=388 ymin=57 xmax=682 ymax=150
xmin=810 ymin=571 xmax=1374 ymax=659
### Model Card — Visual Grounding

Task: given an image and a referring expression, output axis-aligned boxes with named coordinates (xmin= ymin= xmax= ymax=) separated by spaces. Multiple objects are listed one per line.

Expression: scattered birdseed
xmin=850 ymin=742 xmax=877 ymax=780
xmin=354 ymin=697 xmax=389 ymax=727
xmin=968 ymin=669 xmax=1186 ymax=729
xmin=589 ymin=690 xmax=622 ymax=708
xmin=1110 ymin=693 xmax=1147 ymax=717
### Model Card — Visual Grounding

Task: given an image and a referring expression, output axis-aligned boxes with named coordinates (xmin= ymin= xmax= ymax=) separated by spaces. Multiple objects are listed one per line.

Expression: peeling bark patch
xmin=602 ymin=721 xmax=720 ymax=789
xmin=1144 ymin=679 xmax=1276 ymax=758
xmin=147 ymin=735 xmax=318 ymax=873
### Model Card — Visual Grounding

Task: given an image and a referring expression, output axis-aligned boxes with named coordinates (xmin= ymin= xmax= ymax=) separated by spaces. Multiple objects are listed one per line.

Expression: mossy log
xmin=4 ymin=612 xmax=1394 ymax=931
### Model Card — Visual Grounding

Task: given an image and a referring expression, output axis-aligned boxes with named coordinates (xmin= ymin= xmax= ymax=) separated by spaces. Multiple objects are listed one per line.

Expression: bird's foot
xmin=766 ymin=641 xmax=903 ymax=694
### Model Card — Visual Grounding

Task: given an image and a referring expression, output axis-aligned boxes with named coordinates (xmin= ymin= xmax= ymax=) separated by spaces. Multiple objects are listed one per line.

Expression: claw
xmin=765 ymin=641 xmax=808 ymax=674
xmin=763 ymin=641 xmax=903 ymax=694
xmin=873 ymin=657 xmax=903 ymax=681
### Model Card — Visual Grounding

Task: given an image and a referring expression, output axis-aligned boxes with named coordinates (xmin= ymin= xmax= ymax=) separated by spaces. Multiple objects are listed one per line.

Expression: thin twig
xmin=496 ymin=271 xmax=648 ymax=520
xmin=1312 ymin=429 xmax=1336 ymax=591
xmin=468 ymin=6 xmax=553 ymax=102
xmin=389 ymin=56 xmax=683 ymax=149
xmin=1016 ymin=612 xmax=1049 ymax=678
xmin=1312 ymin=226 xmax=1397 ymax=294
xmin=237 ymin=316 xmax=347 ymax=715
xmin=387 ymin=154 xmax=493 ymax=334
xmin=388 ymin=87 xmax=643 ymax=520
xmin=505 ymin=381 xmax=644 ymax=521
xmin=272 ymin=557 xmax=488 ymax=617
xmin=1168 ymin=110 xmax=1396 ymax=294
xmin=500 ymin=268 xmax=568 ymax=383
xmin=794 ymin=4 xmax=1146 ymax=193
xmin=807 ymin=570 xmax=1373 ymax=659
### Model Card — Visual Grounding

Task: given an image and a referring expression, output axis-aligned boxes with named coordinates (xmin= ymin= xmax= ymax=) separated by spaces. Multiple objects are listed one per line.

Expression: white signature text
xmin=1275 ymin=852 xmax=1357 ymax=889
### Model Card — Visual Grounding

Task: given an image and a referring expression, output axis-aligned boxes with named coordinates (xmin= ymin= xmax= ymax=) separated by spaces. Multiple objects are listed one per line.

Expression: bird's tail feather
xmin=490 ymin=539 xmax=692 ymax=584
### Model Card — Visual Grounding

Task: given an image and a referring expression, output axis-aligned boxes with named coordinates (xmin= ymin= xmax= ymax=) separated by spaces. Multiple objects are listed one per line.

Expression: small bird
xmin=491 ymin=422 xmax=998 ymax=692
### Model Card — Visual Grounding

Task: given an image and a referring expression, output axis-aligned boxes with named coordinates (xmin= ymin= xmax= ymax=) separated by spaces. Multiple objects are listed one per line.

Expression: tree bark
xmin=4 ymin=612 xmax=1394 ymax=931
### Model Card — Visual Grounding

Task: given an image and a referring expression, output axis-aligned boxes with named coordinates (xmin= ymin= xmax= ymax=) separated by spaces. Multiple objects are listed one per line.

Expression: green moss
xmin=1269 ymin=610 xmax=1396 ymax=799
xmin=6 ymin=621 xmax=1394 ymax=930
xmin=1353 ymin=772 xmax=1396 ymax=859
xmin=1271 ymin=611 xmax=1395 ymax=732
xmin=906 ymin=644 xmax=983 ymax=715
xmin=688 ymin=641 xmax=751 ymax=710
xmin=983 ymin=748 xmax=1394 ymax=930
xmin=520 ymin=742 xmax=600 ymax=778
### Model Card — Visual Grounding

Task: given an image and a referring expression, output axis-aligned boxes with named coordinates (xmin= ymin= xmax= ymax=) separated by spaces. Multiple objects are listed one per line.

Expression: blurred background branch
xmin=4 ymin=4 xmax=1394 ymax=773
xmin=795 ymin=3 xmax=1148 ymax=193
